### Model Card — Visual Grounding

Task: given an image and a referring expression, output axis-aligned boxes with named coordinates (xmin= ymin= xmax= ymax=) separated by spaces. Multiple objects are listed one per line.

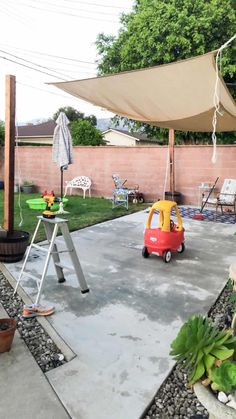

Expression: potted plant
xmin=22 ymin=180 xmax=34 ymax=193
xmin=0 ymin=318 xmax=17 ymax=353
xmin=170 ymin=314 xmax=236 ymax=418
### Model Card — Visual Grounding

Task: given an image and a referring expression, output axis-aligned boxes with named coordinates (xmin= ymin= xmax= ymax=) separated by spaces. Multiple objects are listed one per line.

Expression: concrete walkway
xmin=2 ymin=209 xmax=236 ymax=419
xmin=0 ymin=304 xmax=70 ymax=419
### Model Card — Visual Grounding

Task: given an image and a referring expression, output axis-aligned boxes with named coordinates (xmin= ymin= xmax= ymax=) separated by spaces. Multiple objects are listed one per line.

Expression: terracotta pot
xmin=0 ymin=318 xmax=17 ymax=353
xmin=0 ymin=230 xmax=29 ymax=263
xmin=194 ymin=382 xmax=236 ymax=419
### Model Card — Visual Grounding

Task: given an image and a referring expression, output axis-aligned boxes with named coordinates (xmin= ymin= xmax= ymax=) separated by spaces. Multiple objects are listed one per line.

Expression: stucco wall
xmin=0 ymin=145 xmax=236 ymax=204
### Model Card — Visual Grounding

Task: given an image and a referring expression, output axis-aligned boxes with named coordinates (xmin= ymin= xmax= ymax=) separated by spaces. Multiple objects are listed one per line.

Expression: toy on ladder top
xmin=193 ymin=177 xmax=219 ymax=220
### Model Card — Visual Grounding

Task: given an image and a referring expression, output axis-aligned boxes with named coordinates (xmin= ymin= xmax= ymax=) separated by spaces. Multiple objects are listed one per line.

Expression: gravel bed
xmin=143 ymin=281 xmax=234 ymax=419
xmin=0 ymin=271 xmax=67 ymax=373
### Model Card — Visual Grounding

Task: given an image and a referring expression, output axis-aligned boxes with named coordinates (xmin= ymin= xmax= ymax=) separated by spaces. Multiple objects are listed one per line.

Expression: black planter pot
xmin=0 ymin=231 xmax=29 ymax=263
xmin=165 ymin=191 xmax=182 ymax=205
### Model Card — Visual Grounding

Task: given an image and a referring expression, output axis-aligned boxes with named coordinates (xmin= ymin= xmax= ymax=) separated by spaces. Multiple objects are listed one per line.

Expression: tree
xmin=96 ymin=0 xmax=236 ymax=143
xmin=0 ymin=121 xmax=4 ymax=146
xmin=53 ymin=106 xmax=97 ymax=126
xmin=71 ymin=120 xmax=106 ymax=146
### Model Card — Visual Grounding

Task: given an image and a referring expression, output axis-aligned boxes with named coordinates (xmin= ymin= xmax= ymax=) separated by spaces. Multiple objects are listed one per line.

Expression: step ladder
xmin=14 ymin=216 xmax=89 ymax=304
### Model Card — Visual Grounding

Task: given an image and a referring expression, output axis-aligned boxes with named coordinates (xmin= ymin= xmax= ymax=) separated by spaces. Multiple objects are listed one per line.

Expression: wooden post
xmin=169 ymin=128 xmax=175 ymax=195
xmin=3 ymin=75 xmax=16 ymax=233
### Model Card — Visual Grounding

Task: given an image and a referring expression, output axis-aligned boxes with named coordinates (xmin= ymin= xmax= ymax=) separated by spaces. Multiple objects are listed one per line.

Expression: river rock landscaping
xmin=0 ymin=271 xmax=66 ymax=372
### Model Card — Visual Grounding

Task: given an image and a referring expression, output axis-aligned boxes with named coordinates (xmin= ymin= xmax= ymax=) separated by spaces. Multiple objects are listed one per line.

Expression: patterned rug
xmin=175 ymin=207 xmax=236 ymax=224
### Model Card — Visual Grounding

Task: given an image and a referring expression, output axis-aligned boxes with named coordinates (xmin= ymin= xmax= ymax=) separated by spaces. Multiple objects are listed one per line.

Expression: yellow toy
xmin=41 ymin=192 xmax=59 ymax=219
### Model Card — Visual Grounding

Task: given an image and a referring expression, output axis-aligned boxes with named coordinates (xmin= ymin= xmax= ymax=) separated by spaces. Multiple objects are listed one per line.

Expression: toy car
xmin=142 ymin=200 xmax=185 ymax=263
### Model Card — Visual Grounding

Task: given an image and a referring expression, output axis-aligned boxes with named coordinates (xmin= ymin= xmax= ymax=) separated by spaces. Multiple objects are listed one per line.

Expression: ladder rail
xmin=60 ymin=222 xmax=89 ymax=293
xmin=35 ymin=223 xmax=59 ymax=304
xmin=43 ymin=221 xmax=65 ymax=284
xmin=14 ymin=218 xmax=42 ymax=295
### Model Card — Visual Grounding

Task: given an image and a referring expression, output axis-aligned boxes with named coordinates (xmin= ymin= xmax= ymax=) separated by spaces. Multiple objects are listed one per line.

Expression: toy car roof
xmin=152 ymin=200 xmax=177 ymax=211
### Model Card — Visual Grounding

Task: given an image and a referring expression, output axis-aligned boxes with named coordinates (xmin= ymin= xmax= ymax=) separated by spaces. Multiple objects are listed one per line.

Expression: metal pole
xmin=60 ymin=167 xmax=63 ymax=200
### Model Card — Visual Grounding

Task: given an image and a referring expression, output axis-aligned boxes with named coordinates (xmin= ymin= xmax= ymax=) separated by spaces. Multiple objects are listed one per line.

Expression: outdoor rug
xmin=175 ymin=206 xmax=236 ymax=224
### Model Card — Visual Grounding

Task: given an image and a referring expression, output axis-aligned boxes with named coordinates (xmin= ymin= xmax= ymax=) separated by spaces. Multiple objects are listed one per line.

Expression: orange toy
xmin=142 ymin=200 xmax=185 ymax=263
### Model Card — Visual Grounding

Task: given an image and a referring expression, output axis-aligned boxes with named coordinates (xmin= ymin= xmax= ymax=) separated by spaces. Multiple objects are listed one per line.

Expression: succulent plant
xmin=209 ymin=360 xmax=236 ymax=393
xmin=170 ymin=315 xmax=236 ymax=385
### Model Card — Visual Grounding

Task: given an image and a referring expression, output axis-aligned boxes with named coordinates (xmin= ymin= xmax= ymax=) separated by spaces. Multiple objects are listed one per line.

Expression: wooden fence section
xmin=0 ymin=145 xmax=236 ymax=204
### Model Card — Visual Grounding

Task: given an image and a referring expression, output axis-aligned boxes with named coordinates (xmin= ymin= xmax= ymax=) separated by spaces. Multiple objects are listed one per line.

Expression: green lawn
xmin=0 ymin=191 xmax=149 ymax=242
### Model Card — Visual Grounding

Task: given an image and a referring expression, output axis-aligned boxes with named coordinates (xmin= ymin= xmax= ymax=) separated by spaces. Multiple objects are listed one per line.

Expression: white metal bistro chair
xmin=64 ymin=176 xmax=91 ymax=199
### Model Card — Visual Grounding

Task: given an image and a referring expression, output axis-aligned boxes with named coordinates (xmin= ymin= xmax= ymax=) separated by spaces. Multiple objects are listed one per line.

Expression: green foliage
xmin=0 ymin=120 xmax=5 ymax=146
xmin=23 ymin=180 xmax=33 ymax=186
xmin=170 ymin=315 xmax=236 ymax=385
xmin=96 ymin=0 xmax=236 ymax=143
xmin=71 ymin=119 xmax=106 ymax=146
xmin=210 ymin=360 xmax=236 ymax=393
xmin=53 ymin=106 xmax=97 ymax=126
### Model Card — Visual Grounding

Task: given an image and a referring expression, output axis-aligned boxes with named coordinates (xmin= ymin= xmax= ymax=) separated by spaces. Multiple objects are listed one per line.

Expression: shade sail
xmin=50 ymin=51 xmax=236 ymax=132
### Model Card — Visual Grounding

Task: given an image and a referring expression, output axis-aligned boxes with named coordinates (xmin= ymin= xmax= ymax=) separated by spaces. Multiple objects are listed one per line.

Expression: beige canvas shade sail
xmin=50 ymin=51 xmax=236 ymax=132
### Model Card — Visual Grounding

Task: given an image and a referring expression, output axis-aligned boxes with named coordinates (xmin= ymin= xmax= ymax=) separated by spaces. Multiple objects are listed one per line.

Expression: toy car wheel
xmin=177 ymin=243 xmax=185 ymax=253
xmin=163 ymin=250 xmax=171 ymax=263
xmin=142 ymin=246 xmax=149 ymax=258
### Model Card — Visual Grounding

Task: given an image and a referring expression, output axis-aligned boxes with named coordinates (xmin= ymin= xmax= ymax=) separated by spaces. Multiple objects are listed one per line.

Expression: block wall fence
xmin=0 ymin=145 xmax=236 ymax=204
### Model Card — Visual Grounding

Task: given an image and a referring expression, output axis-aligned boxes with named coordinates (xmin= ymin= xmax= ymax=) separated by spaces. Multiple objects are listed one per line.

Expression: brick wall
xmin=0 ymin=145 xmax=236 ymax=204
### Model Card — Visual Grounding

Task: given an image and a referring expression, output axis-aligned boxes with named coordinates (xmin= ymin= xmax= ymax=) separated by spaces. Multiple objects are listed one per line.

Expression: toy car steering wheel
xmin=170 ymin=219 xmax=175 ymax=231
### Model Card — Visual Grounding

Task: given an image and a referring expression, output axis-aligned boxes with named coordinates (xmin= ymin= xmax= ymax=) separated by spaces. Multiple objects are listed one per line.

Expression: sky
xmin=0 ymin=0 xmax=134 ymax=124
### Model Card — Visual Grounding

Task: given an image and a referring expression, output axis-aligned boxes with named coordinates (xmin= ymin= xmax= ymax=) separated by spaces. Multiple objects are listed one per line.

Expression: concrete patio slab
xmin=4 ymin=209 xmax=236 ymax=419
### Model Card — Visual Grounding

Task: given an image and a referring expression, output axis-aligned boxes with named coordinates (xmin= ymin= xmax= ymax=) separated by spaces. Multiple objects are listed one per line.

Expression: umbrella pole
xmin=57 ymin=167 xmax=69 ymax=214
xmin=60 ymin=168 xmax=63 ymax=200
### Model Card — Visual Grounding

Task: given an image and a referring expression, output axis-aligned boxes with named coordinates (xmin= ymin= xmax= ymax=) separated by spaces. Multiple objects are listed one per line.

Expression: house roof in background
xmin=17 ymin=120 xmax=56 ymax=137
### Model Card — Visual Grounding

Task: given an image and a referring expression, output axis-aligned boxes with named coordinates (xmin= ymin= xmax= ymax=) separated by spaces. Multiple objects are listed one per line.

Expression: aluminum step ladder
xmin=14 ymin=216 xmax=89 ymax=304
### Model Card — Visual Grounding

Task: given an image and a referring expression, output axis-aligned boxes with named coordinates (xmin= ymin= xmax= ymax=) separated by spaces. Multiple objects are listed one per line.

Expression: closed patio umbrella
xmin=52 ymin=112 xmax=73 ymax=211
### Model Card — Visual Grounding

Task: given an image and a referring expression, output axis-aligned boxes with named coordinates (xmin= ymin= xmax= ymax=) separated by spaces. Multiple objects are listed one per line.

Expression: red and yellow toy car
xmin=142 ymin=200 xmax=185 ymax=263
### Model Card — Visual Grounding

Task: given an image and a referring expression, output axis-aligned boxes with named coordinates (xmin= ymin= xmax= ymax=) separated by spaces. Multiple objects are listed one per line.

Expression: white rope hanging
xmin=163 ymin=145 xmax=169 ymax=199
xmin=15 ymin=120 xmax=24 ymax=227
xmin=211 ymin=33 xmax=236 ymax=164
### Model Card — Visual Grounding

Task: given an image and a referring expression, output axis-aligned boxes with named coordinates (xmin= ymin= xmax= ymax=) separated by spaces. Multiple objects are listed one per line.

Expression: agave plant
xmin=170 ymin=315 xmax=236 ymax=385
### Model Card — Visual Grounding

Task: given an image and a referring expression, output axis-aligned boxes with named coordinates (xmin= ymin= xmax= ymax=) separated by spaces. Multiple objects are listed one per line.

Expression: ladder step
xmin=31 ymin=243 xmax=72 ymax=254
xmin=22 ymin=271 xmax=41 ymax=283
xmin=31 ymin=243 xmax=49 ymax=252
xmin=54 ymin=262 xmax=75 ymax=272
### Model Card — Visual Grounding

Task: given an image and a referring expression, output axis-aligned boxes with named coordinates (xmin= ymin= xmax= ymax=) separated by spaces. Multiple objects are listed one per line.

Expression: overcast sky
xmin=0 ymin=0 xmax=134 ymax=124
